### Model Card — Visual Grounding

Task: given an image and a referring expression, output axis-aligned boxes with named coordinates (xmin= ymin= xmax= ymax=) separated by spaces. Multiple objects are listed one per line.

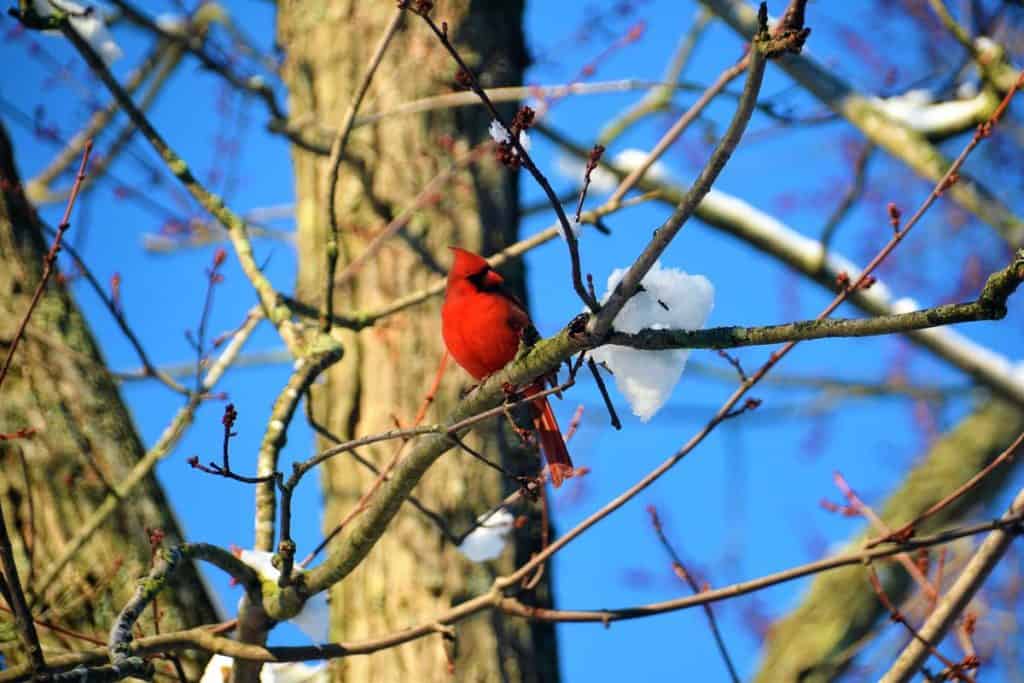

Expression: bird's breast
xmin=442 ymin=291 xmax=524 ymax=380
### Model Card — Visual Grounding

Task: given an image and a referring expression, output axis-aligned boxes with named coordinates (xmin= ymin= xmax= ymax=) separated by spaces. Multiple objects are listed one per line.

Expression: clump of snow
xmin=200 ymin=655 xmax=326 ymax=683
xmin=974 ymin=36 xmax=1000 ymax=58
xmin=489 ymin=120 xmax=531 ymax=152
xmin=458 ymin=508 xmax=515 ymax=562
xmin=556 ymin=148 xmax=671 ymax=195
xmin=871 ymin=87 xmax=993 ymax=135
xmin=33 ymin=0 xmax=122 ymax=64
xmin=155 ymin=13 xmax=189 ymax=35
xmin=488 ymin=120 xmax=510 ymax=144
xmin=238 ymin=550 xmax=329 ymax=643
xmin=890 ymin=297 xmax=920 ymax=314
xmin=590 ymin=262 xmax=714 ymax=421
xmin=564 ymin=218 xmax=583 ymax=241
xmin=1014 ymin=360 xmax=1024 ymax=384
xmin=956 ymin=80 xmax=979 ymax=100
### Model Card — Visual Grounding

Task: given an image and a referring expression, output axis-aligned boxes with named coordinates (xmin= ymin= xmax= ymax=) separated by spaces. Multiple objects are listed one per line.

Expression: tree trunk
xmin=0 ymin=124 xmax=218 ymax=676
xmin=276 ymin=2 xmax=559 ymax=681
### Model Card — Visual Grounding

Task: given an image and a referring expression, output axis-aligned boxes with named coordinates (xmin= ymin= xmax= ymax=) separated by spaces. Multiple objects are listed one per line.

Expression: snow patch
xmin=33 ymin=0 xmax=122 ymax=64
xmin=489 ymin=120 xmax=530 ymax=152
xmin=200 ymin=655 xmax=326 ymax=683
xmin=871 ymin=87 xmax=991 ymax=135
xmin=458 ymin=508 xmax=515 ymax=562
xmin=238 ymin=550 xmax=329 ymax=643
xmin=590 ymin=262 xmax=714 ymax=421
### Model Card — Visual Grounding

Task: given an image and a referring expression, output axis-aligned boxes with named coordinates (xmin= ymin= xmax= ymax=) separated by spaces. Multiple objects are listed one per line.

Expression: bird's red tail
xmin=530 ymin=393 xmax=573 ymax=487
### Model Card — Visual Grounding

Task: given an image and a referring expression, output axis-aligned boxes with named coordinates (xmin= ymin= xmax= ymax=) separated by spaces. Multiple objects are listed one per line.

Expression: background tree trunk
xmin=0 ymin=124 xmax=219 ymax=676
xmin=277 ymin=3 xmax=559 ymax=681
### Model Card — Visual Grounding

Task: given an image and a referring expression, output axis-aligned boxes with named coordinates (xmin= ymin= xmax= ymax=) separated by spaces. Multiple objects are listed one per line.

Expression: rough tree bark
xmin=0 ymin=124 xmax=218 ymax=675
xmin=277 ymin=2 xmax=559 ymax=681
xmin=753 ymin=398 xmax=1024 ymax=681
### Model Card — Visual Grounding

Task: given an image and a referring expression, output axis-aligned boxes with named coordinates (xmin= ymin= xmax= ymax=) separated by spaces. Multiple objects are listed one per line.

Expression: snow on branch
xmin=33 ymin=0 xmax=122 ymax=64
xmin=590 ymin=262 xmax=714 ymax=421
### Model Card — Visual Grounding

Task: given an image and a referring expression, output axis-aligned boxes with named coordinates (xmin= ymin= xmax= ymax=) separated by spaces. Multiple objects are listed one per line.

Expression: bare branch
xmin=321 ymin=8 xmax=405 ymax=332
xmin=647 ymin=506 xmax=740 ymax=683
xmin=867 ymin=430 xmax=1024 ymax=549
xmin=0 ymin=140 xmax=92 ymax=393
xmin=880 ymin=487 xmax=1024 ymax=683
xmin=32 ymin=310 xmax=262 ymax=601
xmin=588 ymin=13 xmax=773 ymax=339
xmin=699 ymin=0 xmax=1024 ymax=246
xmin=0 ymin=493 xmax=46 ymax=677
xmin=5 ymin=513 xmax=1021 ymax=683
xmin=53 ymin=14 xmax=298 ymax=345
xmin=606 ymin=255 xmax=1022 ymax=350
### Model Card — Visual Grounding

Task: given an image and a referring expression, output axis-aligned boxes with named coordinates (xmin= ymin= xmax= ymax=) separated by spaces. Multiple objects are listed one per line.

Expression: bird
xmin=441 ymin=247 xmax=574 ymax=487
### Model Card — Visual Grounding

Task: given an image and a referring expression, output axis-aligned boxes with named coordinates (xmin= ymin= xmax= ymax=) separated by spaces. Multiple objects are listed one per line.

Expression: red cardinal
xmin=442 ymin=247 xmax=573 ymax=487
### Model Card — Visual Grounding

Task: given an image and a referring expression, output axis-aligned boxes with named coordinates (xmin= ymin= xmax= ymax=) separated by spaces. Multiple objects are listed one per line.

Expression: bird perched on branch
xmin=441 ymin=247 xmax=573 ymax=487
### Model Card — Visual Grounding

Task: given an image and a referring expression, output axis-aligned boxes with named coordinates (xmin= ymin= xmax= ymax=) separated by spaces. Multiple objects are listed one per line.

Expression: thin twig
xmin=647 ymin=506 xmax=741 ymax=683
xmin=589 ymin=13 xmax=775 ymax=339
xmin=865 ymin=566 xmax=971 ymax=681
xmin=321 ymin=8 xmax=404 ymax=332
xmin=410 ymin=8 xmax=600 ymax=310
xmin=587 ymin=358 xmax=621 ymax=430
xmin=190 ymin=249 xmax=227 ymax=392
xmin=573 ymin=145 xmax=606 ymax=223
xmin=45 ymin=229 xmax=190 ymax=395
xmin=867 ymin=430 xmax=1024 ymax=549
xmin=881 ymin=489 xmax=1024 ymax=683
xmin=830 ymin=472 xmax=938 ymax=601
xmin=0 ymin=495 xmax=46 ymax=676
xmin=496 ymin=61 xmax=1021 ymax=591
xmin=0 ymin=141 xmax=92 ymax=392
xmin=819 ymin=142 xmax=874 ymax=252
xmin=7 ymin=514 xmax=1022 ymax=682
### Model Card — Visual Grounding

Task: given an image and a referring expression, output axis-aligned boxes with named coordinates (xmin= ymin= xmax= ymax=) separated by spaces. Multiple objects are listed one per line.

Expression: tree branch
xmin=33 ymin=310 xmax=261 ymax=602
xmin=752 ymin=399 xmax=1024 ymax=681
xmin=0 ymin=140 xmax=92 ymax=393
xmin=607 ymin=253 xmax=1022 ymax=350
xmin=698 ymin=0 xmax=1024 ymax=247
xmin=0 ymin=493 xmax=45 ymax=677
xmin=53 ymin=15 xmax=299 ymax=346
xmin=538 ymin=125 xmax=1024 ymax=407
xmin=252 ymin=340 xmax=343 ymax=555
xmin=321 ymin=8 xmax=404 ymax=332
xmin=588 ymin=6 xmax=777 ymax=338
xmin=880 ymin=487 xmax=1024 ymax=683
xmin=5 ymin=513 xmax=1022 ymax=683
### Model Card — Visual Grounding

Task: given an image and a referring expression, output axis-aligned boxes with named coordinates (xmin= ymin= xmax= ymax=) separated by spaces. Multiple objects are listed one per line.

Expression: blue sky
xmin=2 ymin=1 xmax=1022 ymax=680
